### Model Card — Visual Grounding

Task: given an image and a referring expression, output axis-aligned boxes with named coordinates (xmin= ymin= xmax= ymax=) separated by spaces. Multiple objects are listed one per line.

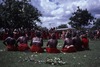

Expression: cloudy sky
xmin=31 ymin=0 xmax=100 ymax=28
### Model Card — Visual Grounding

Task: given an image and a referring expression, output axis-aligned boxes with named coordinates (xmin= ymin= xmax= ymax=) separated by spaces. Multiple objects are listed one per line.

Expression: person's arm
xmin=72 ymin=38 xmax=75 ymax=45
xmin=3 ymin=40 xmax=7 ymax=46
xmin=14 ymin=39 xmax=18 ymax=47
xmin=15 ymin=37 xmax=20 ymax=46
xmin=41 ymin=38 xmax=43 ymax=47
xmin=62 ymin=40 xmax=66 ymax=48
xmin=55 ymin=39 xmax=58 ymax=48
xmin=62 ymin=39 xmax=68 ymax=48
xmin=46 ymin=40 xmax=50 ymax=47
xmin=3 ymin=38 xmax=9 ymax=46
xmin=30 ymin=39 xmax=32 ymax=46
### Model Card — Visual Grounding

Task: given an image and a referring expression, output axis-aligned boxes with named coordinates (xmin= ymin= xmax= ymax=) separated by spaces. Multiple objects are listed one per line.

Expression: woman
xmin=81 ymin=33 xmax=89 ymax=50
xmin=61 ymin=33 xmax=76 ymax=53
xmin=46 ymin=33 xmax=60 ymax=53
xmin=16 ymin=32 xmax=29 ymax=51
xmin=72 ymin=33 xmax=83 ymax=51
xmin=3 ymin=33 xmax=17 ymax=51
xmin=30 ymin=31 xmax=44 ymax=53
xmin=61 ymin=31 xmax=66 ymax=40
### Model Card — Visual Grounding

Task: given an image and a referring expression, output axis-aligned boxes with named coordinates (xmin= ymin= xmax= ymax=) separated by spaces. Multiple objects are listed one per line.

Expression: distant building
xmin=56 ymin=28 xmax=75 ymax=31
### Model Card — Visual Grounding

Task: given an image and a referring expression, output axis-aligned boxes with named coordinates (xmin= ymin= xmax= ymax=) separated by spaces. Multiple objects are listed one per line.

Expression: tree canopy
xmin=57 ymin=24 xmax=68 ymax=29
xmin=92 ymin=18 xmax=100 ymax=29
xmin=68 ymin=7 xmax=94 ymax=30
xmin=0 ymin=0 xmax=42 ymax=29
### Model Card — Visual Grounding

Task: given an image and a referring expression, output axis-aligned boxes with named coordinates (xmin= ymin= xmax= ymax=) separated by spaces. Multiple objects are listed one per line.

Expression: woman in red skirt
xmin=81 ymin=33 xmax=89 ymax=50
xmin=46 ymin=33 xmax=60 ymax=53
xmin=61 ymin=33 xmax=76 ymax=53
xmin=16 ymin=32 xmax=29 ymax=51
xmin=72 ymin=33 xmax=83 ymax=51
xmin=3 ymin=33 xmax=18 ymax=51
xmin=30 ymin=31 xmax=44 ymax=53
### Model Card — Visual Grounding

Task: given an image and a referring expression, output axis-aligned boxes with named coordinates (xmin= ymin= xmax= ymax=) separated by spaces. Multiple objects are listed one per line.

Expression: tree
xmin=57 ymin=24 xmax=68 ymax=28
xmin=0 ymin=0 xmax=42 ymax=29
xmin=0 ymin=3 xmax=3 ymax=28
xmin=68 ymin=7 xmax=94 ymax=30
xmin=92 ymin=18 xmax=100 ymax=29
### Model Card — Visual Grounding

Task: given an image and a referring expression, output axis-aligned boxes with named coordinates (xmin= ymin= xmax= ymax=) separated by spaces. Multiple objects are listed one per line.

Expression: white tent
xmin=56 ymin=28 xmax=75 ymax=31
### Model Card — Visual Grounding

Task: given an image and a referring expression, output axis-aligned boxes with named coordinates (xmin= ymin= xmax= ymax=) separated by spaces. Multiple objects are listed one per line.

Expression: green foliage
xmin=93 ymin=18 xmax=100 ymax=29
xmin=68 ymin=7 xmax=94 ymax=30
xmin=0 ymin=0 xmax=42 ymax=28
xmin=57 ymin=24 xmax=68 ymax=28
xmin=0 ymin=4 xmax=3 ymax=28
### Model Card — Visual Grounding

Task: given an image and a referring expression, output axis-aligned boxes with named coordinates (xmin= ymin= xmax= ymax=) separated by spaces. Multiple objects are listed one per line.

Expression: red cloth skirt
xmin=46 ymin=47 xmax=60 ymax=53
xmin=82 ymin=38 xmax=89 ymax=49
xmin=6 ymin=45 xmax=17 ymax=51
xmin=61 ymin=45 xmax=76 ymax=53
xmin=18 ymin=44 xmax=29 ymax=51
xmin=30 ymin=45 xmax=44 ymax=53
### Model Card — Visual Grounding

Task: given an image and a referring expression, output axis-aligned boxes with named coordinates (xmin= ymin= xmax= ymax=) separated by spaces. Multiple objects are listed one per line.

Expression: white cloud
xmin=40 ymin=0 xmax=57 ymax=12
xmin=31 ymin=0 xmax=100 ymax=28
xmin=51 ymin=8 xmax=64 ymax=16
xmin=95 ymin=14 xmax=100 ymax=18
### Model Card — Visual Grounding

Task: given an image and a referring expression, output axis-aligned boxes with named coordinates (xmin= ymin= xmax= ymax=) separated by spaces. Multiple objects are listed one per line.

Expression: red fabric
xmin=18 ymin=44 xmax=29 ymax=51
xmin=6 ymin=45 xmax=17 ymax=51
xmin=82 ymin=38 xmax=89 ymax=49
xmin=48 ymin=34 xmax=51 ymax=39
xmin=30 ymin=45 xmax=44 ymax=53
xmin=62 ymin=46 xmax=76 ymax=53
xmin=46 ymin=47 xmax=60 ymax=53
xmin=55 ymin=32 xmax=59 ymax=39
xmin=42 ymin=32 xmax=48 ymax=39
xmin=30 ymin=32 xmax=35 ymax=39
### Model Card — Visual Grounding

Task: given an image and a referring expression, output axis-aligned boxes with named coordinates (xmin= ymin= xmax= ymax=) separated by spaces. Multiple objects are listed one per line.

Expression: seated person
xmin=46 ymin=33 xmax=60 ymax=53
xmin=72 ymin=33 xmax=83 ymax=51
xmin=16 ymin=32 xmax=29 ymax=51
xmin=62 ymin=33 xmax=76 ymax=53
xmin=30 ymin=31 xmax=44 ymax=53
xmin=81 ymin=33 xmax=89 ymax=50
xmin=3 ymin=33 xmax=17 ymax=51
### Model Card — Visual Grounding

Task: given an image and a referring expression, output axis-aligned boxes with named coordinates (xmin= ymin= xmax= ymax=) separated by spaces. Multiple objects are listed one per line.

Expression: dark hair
xmin=72 ymin=32 xmax=77 ymax=37
xmin=8 ymin=32 xmax=13 ymax=37
xmin=65 ymin=33 xmax=72 ymax=38
xmin=51 ymin=33 xmax=56 ymax=39
xmin=21 ymin=32 xmax=25 ymax=36
xmin=35 ymin=31 xmax=41 ymax=37
xmin=82 ymin=34 xmax=87 ymax=38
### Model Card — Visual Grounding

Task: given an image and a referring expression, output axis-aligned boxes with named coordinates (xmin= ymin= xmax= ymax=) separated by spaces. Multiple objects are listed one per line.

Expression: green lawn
xmin=0 ymin=40 xmax=100 ymax=67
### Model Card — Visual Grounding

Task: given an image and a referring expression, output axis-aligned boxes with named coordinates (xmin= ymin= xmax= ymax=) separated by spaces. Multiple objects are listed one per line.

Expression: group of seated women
xmin=3 ymin=31 xmax=89 ymax=53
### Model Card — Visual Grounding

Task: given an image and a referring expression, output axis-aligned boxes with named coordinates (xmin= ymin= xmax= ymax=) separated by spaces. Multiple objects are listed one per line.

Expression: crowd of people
xmin=1 ymin=28 xmax=92 ymax=53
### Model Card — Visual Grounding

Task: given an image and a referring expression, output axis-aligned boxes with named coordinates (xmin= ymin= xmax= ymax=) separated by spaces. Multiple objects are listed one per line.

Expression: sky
xmin=30 ymin=0 xmax=100 ymax=28
xmin=1 ymin=0 xmax=100 ymax=28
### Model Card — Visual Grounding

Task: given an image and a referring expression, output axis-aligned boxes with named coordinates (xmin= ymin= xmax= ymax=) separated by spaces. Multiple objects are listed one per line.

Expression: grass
xmin=0 ymin=39 xmax=100 ymax=67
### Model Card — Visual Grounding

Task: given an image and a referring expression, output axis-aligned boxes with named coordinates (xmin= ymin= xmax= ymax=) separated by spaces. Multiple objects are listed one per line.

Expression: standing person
xmin=30 ymin=31 xmax=44 ymax=53
xmin=81 ymin=33 xmax=89 ymax=50
xmin=16 ymin=32 xmax=29 ymax=51
xmin=61 ymin=33 xmax=76 ymax=53
xmin=3 ymin=33 xmax=18 ymax=51
xmin=55 ymin=31 xmax=60 ymax=39
xmin=46 ymin=33 xmax=60 ymax=53
xmin=61 ymin=31 xmax=66 ymax=40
